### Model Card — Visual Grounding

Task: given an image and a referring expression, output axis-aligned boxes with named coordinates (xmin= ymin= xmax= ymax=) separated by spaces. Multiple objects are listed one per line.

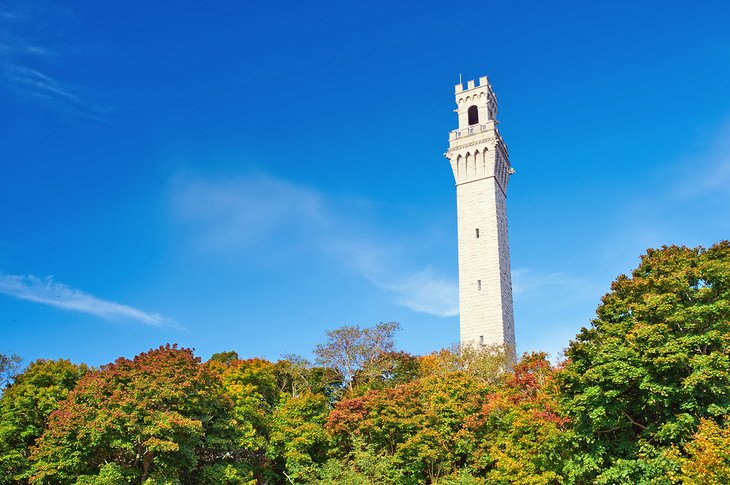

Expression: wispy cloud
xmin=512 ymin=268 xmax=596 ymax=299
xmin=0 ymin=274 xmax=174 ymax=327
xmin=171 ymin=173 xmax=326 ymax=250
xmin=0 ymin=3 xmax=111 ymax=119
xmin=675 ymin=120 xmax=730 ymax=197
xmin=7 ymin=65 xmax=89 ymax=106
xmin=373 ymin=270 xmax=459 ymax=317
xmin=170 ymin=173 xmax=458 ymax=318
xmin=334 ymin=238 xmax=459 ymax=317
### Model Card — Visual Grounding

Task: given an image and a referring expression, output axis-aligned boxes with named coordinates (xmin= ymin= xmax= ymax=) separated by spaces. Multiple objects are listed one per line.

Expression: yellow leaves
xmin=143 ymin=437 xmax=180 ymax=453
xmin=676 ymin=417 xmax=730 ymax=484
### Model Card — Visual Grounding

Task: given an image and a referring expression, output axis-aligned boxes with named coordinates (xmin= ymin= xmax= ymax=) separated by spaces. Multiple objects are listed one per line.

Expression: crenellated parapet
xmin=454 ymin=76 xmax=499 ymax=129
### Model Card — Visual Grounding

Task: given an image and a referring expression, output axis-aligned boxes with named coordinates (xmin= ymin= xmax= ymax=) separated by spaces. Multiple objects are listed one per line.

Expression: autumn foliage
xmin=0 ymin=241 xmax=728 ymax=484
xmin=29 ymin=345 xmax=234 ymax=484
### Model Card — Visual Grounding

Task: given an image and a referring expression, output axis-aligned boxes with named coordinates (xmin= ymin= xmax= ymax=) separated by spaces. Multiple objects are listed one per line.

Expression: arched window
xmin=468 ymin=105 xmax=479 ymax=125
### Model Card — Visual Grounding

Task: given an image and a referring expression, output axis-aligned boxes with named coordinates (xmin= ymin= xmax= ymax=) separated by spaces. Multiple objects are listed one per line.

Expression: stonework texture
xmin=445 ymin=76 xmax=515 ymax=353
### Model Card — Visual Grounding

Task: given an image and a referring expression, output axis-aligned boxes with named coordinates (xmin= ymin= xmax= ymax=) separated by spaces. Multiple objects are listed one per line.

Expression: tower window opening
xmin=467 ymin=105 xmax=479 ymax=125
xmin=477 ymin=280 xmax=482 ymax=290
xmin=475 ymin=228 xmax=480 ymax=238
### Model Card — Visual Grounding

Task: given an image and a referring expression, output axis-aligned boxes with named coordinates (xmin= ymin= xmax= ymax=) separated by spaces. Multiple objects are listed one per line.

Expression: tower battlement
xmin=454 ymin=75 xmax=491 ymax=93
xmin=452 ymin=76 xmax=499 ymax=130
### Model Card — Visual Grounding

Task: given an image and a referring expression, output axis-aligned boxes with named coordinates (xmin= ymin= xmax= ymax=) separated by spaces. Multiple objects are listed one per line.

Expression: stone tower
xmin=444 ymin=76 xmax=515 ymax=353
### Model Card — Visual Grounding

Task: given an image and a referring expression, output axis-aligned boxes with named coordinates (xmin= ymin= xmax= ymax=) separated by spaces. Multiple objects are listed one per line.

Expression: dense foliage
xmin=30 ymin=345 xmax=235 ymax=484
xmin=559 ymin=241 xmax=730 ymax=483
xmin=0 ymin=241 xmax=728 ymax=484
xmin=0 ymin=359 xmax=86 ymax=483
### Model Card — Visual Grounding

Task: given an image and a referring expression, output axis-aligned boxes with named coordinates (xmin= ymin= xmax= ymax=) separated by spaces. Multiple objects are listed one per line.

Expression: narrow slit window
xmin=477 ymin=280 xmax=482 ymax=291
xmin=475 ymin=228 xmax=480 ymax=238
xmin=479 ymin=335 xmax=484 ymax=345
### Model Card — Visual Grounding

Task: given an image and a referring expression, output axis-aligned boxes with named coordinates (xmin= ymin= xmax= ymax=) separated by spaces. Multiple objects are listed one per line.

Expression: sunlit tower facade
xmin=444 ymin=76 xmax=516 ymax=353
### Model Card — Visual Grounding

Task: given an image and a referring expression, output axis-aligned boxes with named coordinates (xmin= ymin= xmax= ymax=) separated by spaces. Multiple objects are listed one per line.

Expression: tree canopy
xmin=314 ymin=321 xmax=400 ymax=392
xmin=0 ymin=359 xmax=86 ymax=484
xmin=30 ymin=345 xmax=235 ymax=484
xmin=1 ymin=241 xmax=728 ymax=484
xmin=559 ymin=241 xmax=730 ymax=482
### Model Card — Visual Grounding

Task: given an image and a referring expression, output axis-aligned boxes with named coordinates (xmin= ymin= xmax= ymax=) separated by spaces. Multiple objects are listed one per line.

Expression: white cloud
xmin=512 ymin=267 xmax=595 ymax=298
xmin=0 ymin=4 xmax=111 ymax=119
xmin=170 ymin=173 xmax=326 ymax=249
xmin=382 ymin=269 xmax=459 ymax=317
xmin=329 ymin=239 xmax=459 ymax=317
xmin=171 ymin=173 xmax=459 ymax=318
xmin=7 ymin=65 xmax=81 ymax=102
xmin=0 ymin=274 xmax=174 ymax=327
xmin=3 ymin=64 xmax=112 ymax=120
xmin=675 ymin=120 xmax=730 ymax=197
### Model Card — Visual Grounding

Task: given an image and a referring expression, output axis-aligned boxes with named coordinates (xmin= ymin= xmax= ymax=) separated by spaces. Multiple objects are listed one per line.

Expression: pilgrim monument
xmin=445 ymin=76 xmax=516 ymax=352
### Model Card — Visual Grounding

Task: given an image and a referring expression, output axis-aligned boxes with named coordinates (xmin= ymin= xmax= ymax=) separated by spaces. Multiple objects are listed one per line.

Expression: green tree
xmin=0 ymin=353 xmax=22 ymax=388
xmin=314 ymin=322 xmax=400 ymax=393
xmin=351 ymin=351 xmax=421 ymax=392
xmin=274 ymin=355 xmax=342 ymax=399
xmin=326 ymin=371 xmax=489 ymax=483
xmin=470 ymin=353 xmax=573 ymax=484
xmin=218 ymin=357 xmax=280 ymax=481
xmin=209 ymin=351 xmax=240 ymax=366
xmin=421 ymin=344 xmax=511 ymax=386
xmin=30 ymin=345 xmax=236 ymax=484
xmin=268 ymin=392 xmax=330 ymax=482
xmin=0 ymin=359 xmax=86 ymax=484
xmin=559 ymin=241 xmax=730 ymax=483
xmin=308 ymin=437 xmax=404 ymax=484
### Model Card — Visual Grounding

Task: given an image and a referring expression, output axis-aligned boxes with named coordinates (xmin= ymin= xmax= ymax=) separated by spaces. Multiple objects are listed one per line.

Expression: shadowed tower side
xmin=444 ymin=76 xmax=515 ymax=353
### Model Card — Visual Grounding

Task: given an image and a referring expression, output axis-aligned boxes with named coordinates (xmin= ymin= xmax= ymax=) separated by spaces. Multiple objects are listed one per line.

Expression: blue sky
xmin=1 ymin=0 xmax=729 ymax=367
